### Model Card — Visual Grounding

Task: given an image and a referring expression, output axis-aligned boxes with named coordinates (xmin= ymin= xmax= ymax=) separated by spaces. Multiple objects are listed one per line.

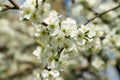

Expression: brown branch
xmin=86 ymin=7 xmax=110 ymax=24
xmin=8 ymin=0 xmax=19 ymax=9
xmin=57 ymin=47 xmax=64 ymax=57
xmin=0 ymin=0 xmax=19 ymax=12
xmin=84 ymin=4 xmax=120 ymax=25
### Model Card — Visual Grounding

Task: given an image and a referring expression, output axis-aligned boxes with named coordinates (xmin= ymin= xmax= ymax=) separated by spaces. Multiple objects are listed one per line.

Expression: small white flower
xmin=47 ymin=59 xmax=58 ymax=69
xmin=33 ymin=46 xmax=42 ymax=57
xmin=42 ymin=70 xmax=49 ymax=78
xmin=61 ymin=18 xmax=77 ymax=37
xmin=42 ymin=69 xmax=60 ymax=78
xmin=50 ymin=31 xmax=65 ymax=49
xmin=20 ymin=0 xmax=36 ymax=20
xmin=59 ymin=54 xmax=68 ymax=66
xmin=49 ymin=70 xmax=60 ymax=78
xmin=44 ymin=10 xmax=59 ymax=25
xmin=91 ymin=57 xmax=104 ymax=70
xmin=88 ymin=30 xmax=96 ymax=38
xmin=34 ymin=32 xmax=40 ymax=37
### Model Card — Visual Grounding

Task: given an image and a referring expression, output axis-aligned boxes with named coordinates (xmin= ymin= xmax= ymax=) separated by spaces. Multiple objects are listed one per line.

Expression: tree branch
xmin=86 ymin=7 xmax=111 ymax=24
xmin=0 ymin=0 xmax=19 ymax=12
xmin=8 ymin=0 xmax=19 ymax=9
xmin=84 ymin=4 xmax=120 ymax=25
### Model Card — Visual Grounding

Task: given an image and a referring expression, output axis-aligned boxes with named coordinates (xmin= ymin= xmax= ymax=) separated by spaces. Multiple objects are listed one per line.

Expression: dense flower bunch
xmin=0 ymin=0 xmax=120 ymax=80
xmin=19 ymin=0 xmax=114 ymax=80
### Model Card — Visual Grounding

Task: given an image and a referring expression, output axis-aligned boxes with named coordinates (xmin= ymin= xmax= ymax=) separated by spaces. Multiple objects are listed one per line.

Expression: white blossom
xmin=44 ymin=10 xmax=59 ymax=26
xmin=33 ymin=46 xmax=42 ymax=57
xmin=91 ymin=57 xmax=105 ymax=70
xmin=42 ymin=69 xmax=60 ymax=79
xmin=20 ymin=0 xmax=36 ymax=20
xmin=61 ymin=18 xmax=77 ymax=37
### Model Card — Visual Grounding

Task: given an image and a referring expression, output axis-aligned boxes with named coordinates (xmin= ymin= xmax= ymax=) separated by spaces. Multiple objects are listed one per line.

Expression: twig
xmin=8 ymin=0 xmax=19 ymax=9
xmin=84 ymin=4 xmax=120 ymax=25
xmin=0 ymin=0 xmax=19 ymax=12
xmin=86 ymin=7 xmax=110 ymax=24
xmin=57 ymin=47 xmax=64 ymax=57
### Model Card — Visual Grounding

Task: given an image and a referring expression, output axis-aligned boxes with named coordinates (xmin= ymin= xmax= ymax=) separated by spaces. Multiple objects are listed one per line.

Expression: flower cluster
xmin=20 ymin=0 xmax=120 ymax=80
xmin=20 ymin=0 xmax=103 ymax=79
xmin=0 ymin=0 xmax=120 ymax=80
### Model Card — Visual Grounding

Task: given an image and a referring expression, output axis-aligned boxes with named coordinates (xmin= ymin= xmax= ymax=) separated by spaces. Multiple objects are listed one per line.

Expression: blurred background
xmin=0 ymin=0 xmax=120 ymax=80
